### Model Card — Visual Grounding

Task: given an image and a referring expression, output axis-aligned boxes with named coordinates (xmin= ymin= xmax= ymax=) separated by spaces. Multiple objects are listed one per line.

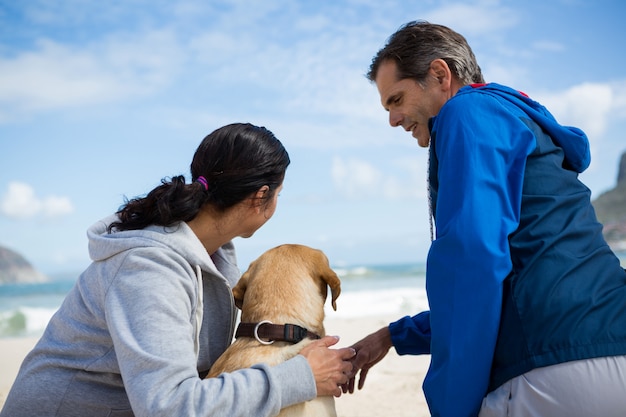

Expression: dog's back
xmin=207 ymin=244 xmax=341 ymax=417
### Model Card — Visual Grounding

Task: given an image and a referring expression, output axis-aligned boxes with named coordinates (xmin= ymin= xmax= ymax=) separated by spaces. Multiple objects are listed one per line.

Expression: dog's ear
xmin=232 ymin=270 xmax=249 ymax=310
xmin=321 ymin=268 xmax=341 ymax=311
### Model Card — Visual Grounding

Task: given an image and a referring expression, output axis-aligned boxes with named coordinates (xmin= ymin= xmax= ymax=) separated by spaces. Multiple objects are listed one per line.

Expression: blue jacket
xmin=388 ymin=83 xmax=626 ymax=417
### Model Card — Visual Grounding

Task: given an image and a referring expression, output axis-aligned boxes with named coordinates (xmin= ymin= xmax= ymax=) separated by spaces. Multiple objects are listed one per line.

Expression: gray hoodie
xmin=0 ymin=215 xmax=316 ymax=417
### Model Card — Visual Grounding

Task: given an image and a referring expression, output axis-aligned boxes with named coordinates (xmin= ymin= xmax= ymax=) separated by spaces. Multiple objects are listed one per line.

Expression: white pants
xmin=479 ymin=355 xmax=626 ymax=417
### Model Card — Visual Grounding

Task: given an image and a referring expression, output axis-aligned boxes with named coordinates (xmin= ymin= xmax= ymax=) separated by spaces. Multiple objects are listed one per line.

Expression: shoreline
xmin=0 ymin=315 xmax=431 ymax=416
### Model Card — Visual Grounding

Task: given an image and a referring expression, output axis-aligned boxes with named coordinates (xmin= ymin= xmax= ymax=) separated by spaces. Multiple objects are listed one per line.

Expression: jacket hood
xmin=87 ymin=214 xmax=237 ymax=278
xmin=460 ymin=83 xmax=591 ymax=173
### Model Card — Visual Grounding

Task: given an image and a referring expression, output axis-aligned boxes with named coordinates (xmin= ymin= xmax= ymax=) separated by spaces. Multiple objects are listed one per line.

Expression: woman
xmin=1 ymin=123 xmax=354 ymax=417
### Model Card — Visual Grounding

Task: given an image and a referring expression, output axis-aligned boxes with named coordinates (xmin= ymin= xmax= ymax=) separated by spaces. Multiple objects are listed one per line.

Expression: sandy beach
xmin=0 ymin=337 xmax=37 ymax=409
xmin=328 ymin=315 xmax=431 ymax=417
xmin=0 ymin=315 xmax=431 ymax=416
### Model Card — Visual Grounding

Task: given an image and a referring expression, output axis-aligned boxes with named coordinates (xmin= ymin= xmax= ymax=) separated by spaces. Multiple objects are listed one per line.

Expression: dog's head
xmin=232 ymin=244 xmax=341 ymax=323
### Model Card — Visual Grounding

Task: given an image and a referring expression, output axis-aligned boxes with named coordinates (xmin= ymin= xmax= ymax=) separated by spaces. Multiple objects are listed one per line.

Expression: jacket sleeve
xmin=424 ymin=91 xmax=535 ymax=417
xmin=105 ymin=249 xmax=316 ymax=417
xmin=389 ymin=312 xmax=431 ymax=355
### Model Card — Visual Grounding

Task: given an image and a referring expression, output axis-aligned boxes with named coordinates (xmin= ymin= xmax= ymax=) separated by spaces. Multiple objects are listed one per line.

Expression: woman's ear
xmin=251 ymin=185 xmax=270 ymax=211
xmin=256 ymin=185 xmax=270 ymax=198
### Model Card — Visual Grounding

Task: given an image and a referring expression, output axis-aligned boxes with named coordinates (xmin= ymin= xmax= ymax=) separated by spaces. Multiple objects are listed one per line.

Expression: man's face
xmin=375 ymin=60 xmax=447 ymax=148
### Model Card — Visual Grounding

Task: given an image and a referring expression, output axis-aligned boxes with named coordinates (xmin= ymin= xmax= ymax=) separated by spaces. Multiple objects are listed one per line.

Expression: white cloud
xmin=332 ymin=157 xmax=381 ymax=198
xmin=0 ymin=31 xmax=182 ymax=120
xmin=531 ymin=80 xmax=626 ymax=181
xmin=532 ymin=40 xmax=565 ymax=52
xmin=423 ymin=2 xmax=519 ymax=35
xmin=331 ymin=155 xmax=426 ymax=200
xmin=0 ymin=182 xmax=74 ymax=219
xmin=612 ymin=80 xmax=626 ymax=118
xmin=41 ymin=195 xmax=75 ymax=218
xmin=0 ymin=2 xmax=383 ymax=129
xmin=535 ymin=82 xmax=613 ymax=139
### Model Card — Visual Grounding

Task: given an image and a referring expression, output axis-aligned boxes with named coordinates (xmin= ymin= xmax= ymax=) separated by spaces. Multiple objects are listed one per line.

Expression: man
xmin=346 ymin=21 xmax=626 ymax=417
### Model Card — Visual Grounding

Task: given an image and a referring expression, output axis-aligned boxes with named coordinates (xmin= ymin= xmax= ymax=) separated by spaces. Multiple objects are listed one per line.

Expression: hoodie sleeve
xmin=105 ymin=248 xmax=316 ymax=417
xmin=425 ymin=90 xmax=536 ymax=417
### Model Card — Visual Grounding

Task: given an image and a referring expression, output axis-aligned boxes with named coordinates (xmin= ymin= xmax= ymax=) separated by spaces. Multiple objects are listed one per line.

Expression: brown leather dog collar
xmin=235 ymin=321 xmax=321 ymax=345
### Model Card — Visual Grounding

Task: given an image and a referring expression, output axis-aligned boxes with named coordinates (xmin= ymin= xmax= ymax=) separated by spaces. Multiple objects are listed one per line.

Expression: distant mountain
xmin=592 ymin=152 xmax=626 ymax=252
xmin=0 ymin=245 xmax=48 ymax=284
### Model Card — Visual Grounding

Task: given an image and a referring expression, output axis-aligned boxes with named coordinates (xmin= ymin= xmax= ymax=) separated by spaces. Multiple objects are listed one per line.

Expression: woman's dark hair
xmin=109 ymin=123 xmax=290 ymax=232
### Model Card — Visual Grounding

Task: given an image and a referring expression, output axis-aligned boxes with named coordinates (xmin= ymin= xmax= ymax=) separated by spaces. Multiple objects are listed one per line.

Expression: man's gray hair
xmin=367 ymin=20 xmax=484 ymax=86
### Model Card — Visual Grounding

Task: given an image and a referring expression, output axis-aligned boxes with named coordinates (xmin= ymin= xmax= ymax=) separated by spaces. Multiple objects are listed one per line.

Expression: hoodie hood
xmin=460 ymin=83 xmax=591 ymax=173
xmin=87 ymin=214 xmax=238 ymax=284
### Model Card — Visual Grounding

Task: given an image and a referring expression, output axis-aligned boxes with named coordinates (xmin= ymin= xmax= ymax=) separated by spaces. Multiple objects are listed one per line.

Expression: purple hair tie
xmin=196 ymin=176 xmax=209 ymax=191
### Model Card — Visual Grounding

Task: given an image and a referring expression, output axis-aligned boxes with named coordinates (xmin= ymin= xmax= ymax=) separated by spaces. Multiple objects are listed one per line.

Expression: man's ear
xmin=429 ymin=58 xmax=452 ymax=86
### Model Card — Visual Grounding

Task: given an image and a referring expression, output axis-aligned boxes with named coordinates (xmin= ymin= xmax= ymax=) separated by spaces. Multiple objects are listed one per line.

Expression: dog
xmin=207 ymin=244 xmax=341 ymax=417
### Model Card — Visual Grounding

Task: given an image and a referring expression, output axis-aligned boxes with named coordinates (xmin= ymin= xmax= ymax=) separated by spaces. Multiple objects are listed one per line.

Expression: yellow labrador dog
xmin=207 ymin=244 xmax=341 ymax=417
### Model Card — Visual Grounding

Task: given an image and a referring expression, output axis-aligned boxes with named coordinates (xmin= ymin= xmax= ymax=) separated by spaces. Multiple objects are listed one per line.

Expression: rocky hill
xmin=592 ymin=152 xmax=626 ymax=252
xmin=0 ymin=245 xmax=48 ymax=284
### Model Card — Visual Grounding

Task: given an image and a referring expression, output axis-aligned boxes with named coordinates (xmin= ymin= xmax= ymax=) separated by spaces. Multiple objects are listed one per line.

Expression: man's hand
xmin=343 ymin=326 xmax=393 ymax=393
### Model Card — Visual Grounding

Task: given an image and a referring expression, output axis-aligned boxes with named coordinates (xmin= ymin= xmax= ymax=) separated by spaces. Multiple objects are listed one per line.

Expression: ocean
xmin=0 ymin=263 xmax=429 ymax=339
xmin=4 ymin=254 xmax=625 ymax=340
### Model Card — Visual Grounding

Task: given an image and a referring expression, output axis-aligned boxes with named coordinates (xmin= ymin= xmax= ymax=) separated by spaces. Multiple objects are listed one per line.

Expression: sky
xmin=1 ymin=0 xmax=626 ymax=277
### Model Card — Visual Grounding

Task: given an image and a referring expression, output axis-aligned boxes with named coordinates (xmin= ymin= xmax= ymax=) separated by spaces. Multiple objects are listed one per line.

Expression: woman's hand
xmin=299 ymin=336 xmax=356 ymax=397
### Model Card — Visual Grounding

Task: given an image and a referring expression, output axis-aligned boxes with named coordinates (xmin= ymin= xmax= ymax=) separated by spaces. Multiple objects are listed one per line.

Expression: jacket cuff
xmin=389 ymin=313 xmax=431 ymax=355
xmin=389 ymin=315 xmax=412 ymax=352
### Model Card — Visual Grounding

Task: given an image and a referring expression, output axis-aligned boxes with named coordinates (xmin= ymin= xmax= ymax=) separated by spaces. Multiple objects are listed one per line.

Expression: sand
xmin=0 ymin=337 xmax=36 ymax=409
xmin=0 ymin=315 xmax=431 ymax=416
xmin=328 ymin=315 xmax=431 ymax=417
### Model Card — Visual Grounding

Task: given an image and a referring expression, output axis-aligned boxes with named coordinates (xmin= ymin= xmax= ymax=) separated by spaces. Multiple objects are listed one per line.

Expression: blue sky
xmin=1 ymin=0 xmax=625 ymax=276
